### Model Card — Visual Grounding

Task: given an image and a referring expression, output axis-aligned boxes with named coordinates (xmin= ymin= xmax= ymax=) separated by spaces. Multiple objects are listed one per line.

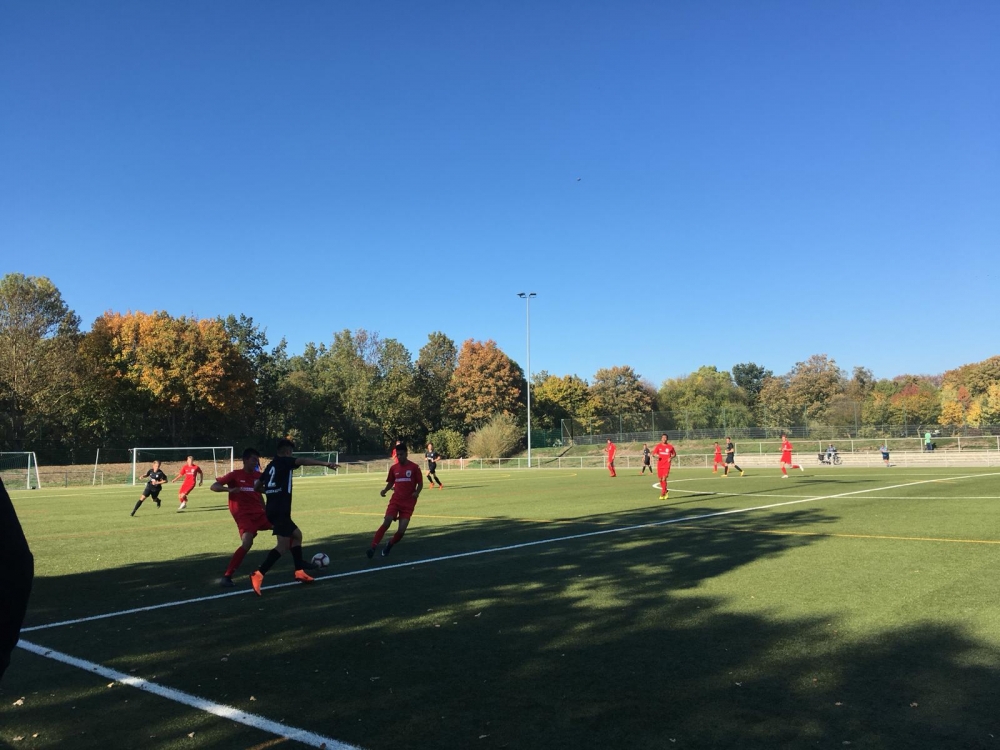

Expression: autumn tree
xmin=0 ymin=274 xmax=81 ymax=449
xmin=888 ymin=376 xmax=941 ymax=428
xmin=447 ymin=339 xmax=524 ymax=429
xmin=758 ymin=376 xmax=795 ymax=430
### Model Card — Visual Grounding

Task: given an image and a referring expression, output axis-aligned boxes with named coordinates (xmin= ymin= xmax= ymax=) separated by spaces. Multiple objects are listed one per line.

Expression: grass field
xmin=2 ymin=466 xmax=999 ymax=749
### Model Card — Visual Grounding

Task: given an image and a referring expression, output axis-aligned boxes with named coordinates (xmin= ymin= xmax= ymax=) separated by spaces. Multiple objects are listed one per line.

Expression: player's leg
xmin=383 ymin=516 xmax=411 ymax=556
xmin=131 ymin=491 xmax=148 ymax=516
xmin=288 ymin=527 xmax=314 ymax=580
xmin=223 ymin=530 xmax=256 ymax=586
xmin=251 ymin=524 xmax=294 ymax=595
xmin=368 ymin=513 xmax=394 ymax=558
xmin=659 ymin=474 xmax=667 ymax=499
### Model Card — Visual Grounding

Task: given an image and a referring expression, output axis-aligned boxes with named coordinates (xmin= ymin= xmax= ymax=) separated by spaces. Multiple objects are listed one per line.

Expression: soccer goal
xmin=131 ymin=446 xmax=234 ymax=485
xmin=292 ymin=451 xmax=340 ymax=477
xmin=0 ymin=452 xmax=42 ymax=490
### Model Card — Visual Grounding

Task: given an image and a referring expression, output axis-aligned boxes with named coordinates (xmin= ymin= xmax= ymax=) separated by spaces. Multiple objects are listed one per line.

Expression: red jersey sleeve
xmin=217 ymin=471 xmax=235 ymax=485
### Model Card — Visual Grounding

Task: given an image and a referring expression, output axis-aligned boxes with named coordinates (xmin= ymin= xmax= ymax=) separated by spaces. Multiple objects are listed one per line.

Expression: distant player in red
xmin=210 ymin=448 xmax=272 ymax=587
xmin=779 ymin=433 xmax=804 ymax=477
xmin=367 ymin=442 xmax=423 ymax=559
xmin=391 ymin=439 xmax=402 ymax=465
xmin=605 ymin=439 xmax=617 ymax=477
xmin=172 ymin=456 xmax=203 ymax=511
xmin=651 ymin=433 xmax=677 ymax=500
xmin=712 ymin=442 xmax=725 ymax=473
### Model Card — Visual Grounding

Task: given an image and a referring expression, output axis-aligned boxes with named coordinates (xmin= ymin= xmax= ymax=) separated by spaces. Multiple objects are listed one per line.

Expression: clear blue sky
xmin=2 ymin=1 xmax=997 ymax=387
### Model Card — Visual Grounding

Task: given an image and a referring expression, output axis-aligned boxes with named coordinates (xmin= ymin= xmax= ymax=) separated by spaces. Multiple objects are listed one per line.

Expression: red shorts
xmin=658 ymin=466 xmax=671 ymax=479
xmin=714 ymin=456 xmax=724 ymax=463
xmin=780 ymin=454 xmax=793 ymax=463
xmin=232 ymin=506 xmax=272 ymax=537
xmin=179 ymin=481 xmax=196 ymax=497
xmin=385 ymin=500 xmax=417 ymax=520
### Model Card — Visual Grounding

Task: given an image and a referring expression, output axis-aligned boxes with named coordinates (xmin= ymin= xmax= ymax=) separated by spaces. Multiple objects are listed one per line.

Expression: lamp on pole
xmin=518 ymin=292 xmax=536 ymax=468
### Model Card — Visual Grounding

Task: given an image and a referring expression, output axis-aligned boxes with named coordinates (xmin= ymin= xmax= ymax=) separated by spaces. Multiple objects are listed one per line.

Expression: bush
xmin=426 ymin=428 xmax=466 ymax=459
xmin=467 ymin=414 xmax=522 ymax=458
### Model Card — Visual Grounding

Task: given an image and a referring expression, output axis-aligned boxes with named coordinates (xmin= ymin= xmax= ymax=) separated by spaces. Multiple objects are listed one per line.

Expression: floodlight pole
xmin=518 ymin=292 xmax=537 ymax=468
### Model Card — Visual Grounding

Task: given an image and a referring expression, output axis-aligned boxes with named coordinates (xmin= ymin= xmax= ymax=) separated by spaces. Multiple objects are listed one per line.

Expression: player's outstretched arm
xmin=293 ymin=458 xmax=340 ymax=470
xmin=209 ymin=481 xmax=229 ymax=493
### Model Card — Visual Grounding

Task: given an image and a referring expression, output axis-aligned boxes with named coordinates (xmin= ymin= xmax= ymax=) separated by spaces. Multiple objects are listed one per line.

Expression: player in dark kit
xmin=640 ymin=444 xmax=654 ymax=474
xmin=723 ymin=437 xmax=744 ymax=477
xmin=367 ymin=442 xmax=423 ymax=558
xmin=424 ymin=442 xmax=443 ymax=489
xmin=249 ymin=438 xmax=339 ymax=596
xmin=131 ymin=460 xmax=169 ymax=516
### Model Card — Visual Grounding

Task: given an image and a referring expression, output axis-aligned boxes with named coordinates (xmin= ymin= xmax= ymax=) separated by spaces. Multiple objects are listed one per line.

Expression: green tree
xmin=447 ymin=339 xmax=524 ymax=429
xmin=731 ymin=362 xmax=772 ymax=408
xmin=758 ymin=376 xmax=795 ymax=430
xmin=786 ymin=354 xmax=847 ymax=422
xmin=589 ymin=365 xmax=654 ymax=417
xmin=658 ymin=366 xmax=746 ymax=430
xmin=415 ymin=332 xmax=458 ymax=433
xmin=532 ymin=372 xmax=591 ymax=430
xmin=0 ymin=274 xmax=81 ymax=450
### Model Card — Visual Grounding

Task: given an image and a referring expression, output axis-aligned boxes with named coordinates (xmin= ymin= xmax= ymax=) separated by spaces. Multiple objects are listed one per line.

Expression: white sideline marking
xmin=16 ymin=639 xmax=362 ymax=750
xmin=24 ymin=471 xmax=997 ymax=635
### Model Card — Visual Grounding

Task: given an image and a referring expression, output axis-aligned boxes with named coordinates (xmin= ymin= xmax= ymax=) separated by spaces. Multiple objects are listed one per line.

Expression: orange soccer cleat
xmin=294 ymin=569 xmax=315 ymax=584
xmin=250 ymin=571 xmax=264 ymax=596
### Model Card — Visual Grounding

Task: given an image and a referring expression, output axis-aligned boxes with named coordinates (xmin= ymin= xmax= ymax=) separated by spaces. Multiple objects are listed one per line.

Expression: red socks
xmin=225 ymin=546 xmax=247 ymax=577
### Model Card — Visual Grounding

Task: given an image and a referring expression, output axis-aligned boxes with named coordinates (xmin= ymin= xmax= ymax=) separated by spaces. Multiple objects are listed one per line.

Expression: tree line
xmin=2 ymin=273 xmax=998 ymax=462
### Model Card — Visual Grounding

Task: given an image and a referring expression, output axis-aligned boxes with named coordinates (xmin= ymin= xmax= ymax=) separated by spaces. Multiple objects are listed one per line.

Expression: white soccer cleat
xmin=782 ymin=475 xmax=788 ymax=479
xmin=799 ymin=465 xmax=805 ymax=472
xmin=178 ymin=501 xmax=187 ymax=511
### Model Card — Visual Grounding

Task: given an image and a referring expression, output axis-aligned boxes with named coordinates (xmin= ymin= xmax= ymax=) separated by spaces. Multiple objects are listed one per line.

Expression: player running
xmin=249 ymin=439 xmax=339 ymax=596
xmin=172 ymin=456 xmax=203 ymax=511
xmin=712 ymin=442 xmax=725 ymax=473
xmin=425 ymin=442 xmax=443 ymax=489
xmin=779 ymin=433 xmax=804 ymax=478
xmin=639 ymin=443 xmax=654 ymax=474
xmin=131 ymin=460 xmax=168 ymax=516
xmin=367 ymin=442 xmax=423 ymax=559
xmin=723 ymin=437 xmax=744 ymax=477
xmin=605 ymin=439 xmax=617 ymax=477
xmin=211 ymin=448 xmax=271 ymax=587
xmin=651 ymin=433 xmax=677 ymax=500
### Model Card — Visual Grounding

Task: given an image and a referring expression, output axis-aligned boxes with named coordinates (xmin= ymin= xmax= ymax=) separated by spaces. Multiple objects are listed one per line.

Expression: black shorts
xmin=725 ymin=455 xmax=735 ymax=464
xmin=265 ymin=502 xmax=298 ymax=537
xmin=643 ymin=458 xmax=651 ymax=466
xmin=427 ymin=462 xmax=437 ymax=473
xmin=142 ymin=483 xmax=161 ymax=498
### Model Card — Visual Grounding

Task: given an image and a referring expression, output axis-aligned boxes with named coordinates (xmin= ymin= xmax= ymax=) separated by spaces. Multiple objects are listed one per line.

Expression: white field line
xmin=16 ymin=639 xmax=362 ymax=750
xmin=24 ymin=471 xmax=998 ymax=635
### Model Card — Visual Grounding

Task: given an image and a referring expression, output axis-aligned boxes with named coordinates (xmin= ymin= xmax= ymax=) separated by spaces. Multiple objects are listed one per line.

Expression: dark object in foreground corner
xmin=0 ymin=475 xmax=34 ymax=682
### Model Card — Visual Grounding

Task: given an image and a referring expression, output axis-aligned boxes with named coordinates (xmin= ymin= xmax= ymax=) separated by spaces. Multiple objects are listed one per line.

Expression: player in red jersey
xmin=651 ymin=433 xmax=677 ymax=500
xmin=210 ymin=448 xmax=272 ymax=587
xmin=172 ymin=456 xmax=203 ymax=511
xmin=391 ymin=439 xmax=403 ymax=465
xmin=712 ymin=442 xmax=725 ymax=473
xmin=779 ymin=433 xmax=804 ymax=477
xmin=605 ymin=439 xmax=617 ymax=477
xmin=367 ymin=442 xmax=423 ymax=559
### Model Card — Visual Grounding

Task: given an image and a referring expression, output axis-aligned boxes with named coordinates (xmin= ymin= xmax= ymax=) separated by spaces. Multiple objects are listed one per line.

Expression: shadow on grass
xmin=3 ymin=502 xmax=998 ymax=750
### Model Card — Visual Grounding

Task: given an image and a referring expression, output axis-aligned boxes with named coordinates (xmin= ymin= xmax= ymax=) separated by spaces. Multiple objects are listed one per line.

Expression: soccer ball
xmin=311 ymin=552 xmax=330 ymax=569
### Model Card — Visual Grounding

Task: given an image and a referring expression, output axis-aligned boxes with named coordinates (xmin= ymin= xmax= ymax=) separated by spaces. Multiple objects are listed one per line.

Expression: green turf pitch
xmin=2 ymin=468 xmax=999 ymax=749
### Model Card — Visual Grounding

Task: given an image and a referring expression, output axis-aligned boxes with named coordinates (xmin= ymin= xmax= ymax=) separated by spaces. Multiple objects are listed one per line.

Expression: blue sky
xmin=2 ymin=1 xmax=997 ymax=387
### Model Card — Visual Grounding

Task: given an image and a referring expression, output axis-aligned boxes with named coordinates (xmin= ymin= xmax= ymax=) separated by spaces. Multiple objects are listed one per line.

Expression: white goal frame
xmin=131 ymin=446 xmax=234 ymax=485
xmin=0 ymin=451 xmax=42 ymax=489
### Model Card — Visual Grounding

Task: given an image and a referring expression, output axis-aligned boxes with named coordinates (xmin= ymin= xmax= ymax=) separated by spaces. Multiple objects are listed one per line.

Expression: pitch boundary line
xmin=669 ymin=524 xmax=1000 ymax=545
xmin=16 ymin=639 xmax=361 ymax=749
xmin=24 ymin=471 xmax=997 ymax=635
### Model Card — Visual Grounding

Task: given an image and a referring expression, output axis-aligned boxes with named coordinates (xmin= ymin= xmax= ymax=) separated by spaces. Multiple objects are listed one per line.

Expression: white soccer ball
xmin=311 ymin=552 xmax=330 ymax=569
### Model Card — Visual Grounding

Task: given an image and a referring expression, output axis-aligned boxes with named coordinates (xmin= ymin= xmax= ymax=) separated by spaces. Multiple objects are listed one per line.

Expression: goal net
xmin=0 ymin=452 xmax=42 ymax=490
xmin=131 ymin=446 xmax=234 ymax=485
xmin=292 ymin=451 xmax=340 ymax=477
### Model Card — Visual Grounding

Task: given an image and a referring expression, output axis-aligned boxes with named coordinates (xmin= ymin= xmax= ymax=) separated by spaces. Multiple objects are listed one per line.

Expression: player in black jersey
xmin=723 ymin=437 xmax=744 ymax=477
xmin=249 ymin=438 xmax=339 ymax=596
xmin=131 ymin=460 xmax=169 ymax=516
xmin=424 ymin=442 xmax=443 ymax=489
xmin=639 ymin=444 xmax=654 ymax=474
